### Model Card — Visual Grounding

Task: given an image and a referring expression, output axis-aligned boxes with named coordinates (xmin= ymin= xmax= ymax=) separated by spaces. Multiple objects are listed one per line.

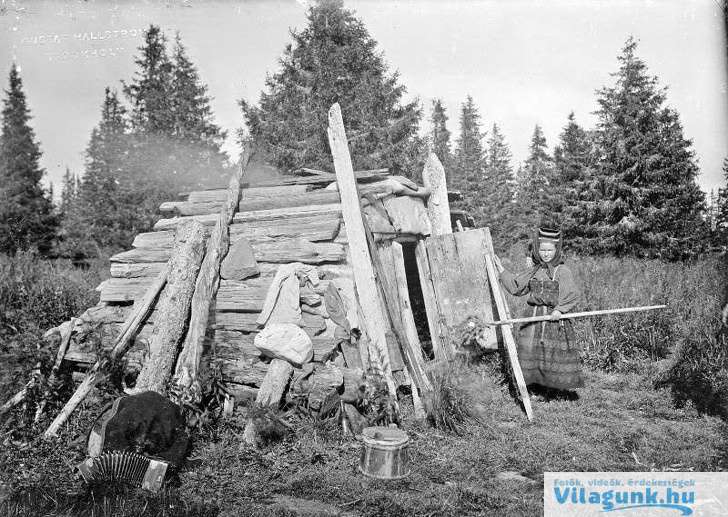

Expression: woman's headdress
xmin=529 ymin=225 xmax=563 ymax=278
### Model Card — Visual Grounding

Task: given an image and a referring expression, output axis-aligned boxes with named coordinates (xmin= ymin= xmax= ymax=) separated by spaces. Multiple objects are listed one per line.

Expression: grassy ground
xmin=0 ymin=251 xmax=726 ymax=516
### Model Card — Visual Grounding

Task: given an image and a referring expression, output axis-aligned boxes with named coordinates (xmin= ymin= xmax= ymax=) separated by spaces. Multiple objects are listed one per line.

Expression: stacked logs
xmin=52 ymin=175 xmax=434 ymax=426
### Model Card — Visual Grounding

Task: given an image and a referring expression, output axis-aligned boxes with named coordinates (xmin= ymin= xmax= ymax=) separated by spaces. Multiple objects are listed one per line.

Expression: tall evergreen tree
xmin=482 ymin=123 xmax=517 ymax=247
xmin=59 ymin=167 xmax=78 ymax=220
xmin=123 ymin=25 xmax=174 ymax=134
xmin=549 ymin=112 xmax=595 ymax=247
xmin=589 ymin=37 xmax=707 ymax=259
xmin=0 ymin=64 xmax=56 ymax=254
xmin=170 ymin=34 xmax=226 ymax=146
xmin=715 ymin=159 xmax=728 ymax=247
xmin=452 ymin=96 xmax=487 ymax=221
xmin=516 ymin=124 xmax=553 ymax=227
xmin=240 ymin=0 xmax=423 ymax=177
xmin=430 ymin=98 xmax=452 ymax=170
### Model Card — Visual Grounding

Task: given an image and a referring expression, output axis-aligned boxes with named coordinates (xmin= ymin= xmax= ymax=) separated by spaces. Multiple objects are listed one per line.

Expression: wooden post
xmin=327 ymin=103 xmax=397 ymax=402
xmin=34 ymin=319 xmax=76 ymax=422
xmin=132 ymin=221 xmax=207 ymax=395
xmin=172 ymin=149 xmax=253 ymax=405
xmin=414 ymin=240 xmax=450 ymax=362
xmin=415 ymin=152 xmax=453 ymax=362
xmin=483 ymin=228 xmax=533 ymax=421
xmin=44 ymin=267 xmax=169 ymax=438
xmin=422 ymin=152 xmax=452 ymax=236
xmin=242 ymin=358 xmax=294 ymax=445
xmin=377 ymin=240 xmax=433 ymax=419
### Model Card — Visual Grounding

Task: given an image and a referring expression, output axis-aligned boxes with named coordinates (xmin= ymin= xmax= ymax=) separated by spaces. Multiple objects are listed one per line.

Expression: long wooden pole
xmin=327 ymin=102 xmax=398 ymax=403
xmin=486 ymin=305 xmax=667 ymax=327
xmin=43 ymin=266 xmax=169 ymax=438
xmin=171 ymin=148 xmax=253 ymax=406
xmin=483 ymin=228 xmax=533 ymax=421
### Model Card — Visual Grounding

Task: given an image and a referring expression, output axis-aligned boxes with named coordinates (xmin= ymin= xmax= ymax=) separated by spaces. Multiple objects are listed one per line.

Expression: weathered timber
xmin=161 ymin=190 xmax=342 ymax=217
xmin=44 ymin=265 xmax=170 ymax=438
xmin=135 ymin=213 xmax=341 ymax=248
xmin=187 ymin=184 xmax=309 ymax=204
xmin=173 ymin=155 xmax=253 ymax=405
xmin=217 ymin=359 xmax=269 ymax=387
xmin=381 ymin=196 xmax=432 ymax=236
xmin=214 ymin=277 xmax=274 ymax=312
xmin=132 ymin=221 xmax=207 ymax=395
xmin=211 ymin=311 xmax=262 ymax=332
xmin=110 ymin=262 xmax=167 ymax=279
xmin=414 ymin=240 xmax=449 ymax=361
xmin=242 ymin=358 xmax=294 ymax=445
xmin=102 ymin=248 xmax=344 ymax=303
xmin=223 ymin=383 xmax=259 ymax=405
xmin=290 ymin=363 xmax=343 ymax=412
xmin=422 ymin=152 xmax=452 ymax=236
xmin=483 ymin=228 xmax=533 ymax=421
xmin=110 ymin=248 xmax=171 ymax=264
xmin=33 ymin=319 xmax=76 ymax=422
xmin=424 ymin=230 xmax=499 ymax=354
xmin=220 ymin=237 xmax=259 ymax=281
xmin=153 ymin=203 xmax=341 ymax=231
xmin=212 ymin=330 xmax=335 ymax=362
xmin=327 ymin=103 xmax=397 ymax=402
xmin=387 ymin=241 xmax=433 ymax=407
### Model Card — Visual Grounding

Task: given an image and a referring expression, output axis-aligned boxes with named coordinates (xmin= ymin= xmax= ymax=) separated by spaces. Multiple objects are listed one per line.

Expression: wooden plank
xmin=211 ymin=311 xmax=262 ymax=332
xmin=188 ymin=185 xmax=309 ymax=203
xmin=173 ymin=155 xmax=254 ymax=403
xmin=415 ymin=240 xmax=449 ymax=362
xmin=110 ymin=262 xmax=167 ymax=279
xmin=153 ymin=203 xmax=341 ymax=231
xmin=217 ymin=359 xmax=270 ymax=387
xmin=327 ymin=103 xmax=398 ymax=402
xmin=135 ymin=213 xmax=341 ymax=248
xmin=424 ymin=230 xmax=498 ymax=354
xmin=215 ymin=277 xmax=274 ymax=312
xmin=212 ymin=330 xmax=336 ymax=362
xmin=422 ymin=152 xmax=452 ymax=236
xmin=389 ymin=242 xmax=433 ymax=394
xmin=110 ymin=248 xmax=171 ymax=264
xmin=482 ymin=228 xmax=533 ymax=421
xmin=161 ymin=191 xmax=342 ymax=216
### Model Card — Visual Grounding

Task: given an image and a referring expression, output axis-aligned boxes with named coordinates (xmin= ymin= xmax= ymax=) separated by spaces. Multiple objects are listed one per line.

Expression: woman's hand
xmin=550 ymin=309 xmax=562 ymax=321
xmin=492 ymin=254 xmax=504 ymax=273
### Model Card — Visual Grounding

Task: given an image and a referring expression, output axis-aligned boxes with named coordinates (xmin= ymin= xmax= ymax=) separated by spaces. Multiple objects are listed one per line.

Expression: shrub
xmin=655 ymin=325 xmax=728 ymax=420
xmin=426 ymin=361 xmax=476 ymax=435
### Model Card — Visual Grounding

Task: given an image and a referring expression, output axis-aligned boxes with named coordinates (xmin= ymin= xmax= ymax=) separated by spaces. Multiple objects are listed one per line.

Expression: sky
xmin=0 ymin=0 xmax=726 ymax=196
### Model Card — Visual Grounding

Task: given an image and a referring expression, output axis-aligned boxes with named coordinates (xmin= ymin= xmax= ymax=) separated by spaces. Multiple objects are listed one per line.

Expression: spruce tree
xmin=0 ymin=64 xmax=56 ymax=254
xmin=59 ymin=167 xmax=78 ymax=220
xmin=715 ymin=159 xmax=728 ymax=248
xmin=240 ymin=0 xmax=423 ymax=176
xmin=123 ymin=25 xmax=174 ymax=134
xmin=591 ymin=37 xmax=707 ymax=259
xmin=515 ymin=124 xmax=553 ymax=228
xmin=430 ymin=98 xmax=452 ymax=171
xmin=550 ymin=112 xmax=595 ymax=249
xmin=452 ymin=96 xmax=487 ymax=222
xmin=483 ymin=123 xmax=517 ymax=248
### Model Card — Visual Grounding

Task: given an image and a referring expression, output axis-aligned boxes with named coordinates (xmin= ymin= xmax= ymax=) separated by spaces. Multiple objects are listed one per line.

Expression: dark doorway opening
xmin=400 ymin=241 xmax=433 ymax=360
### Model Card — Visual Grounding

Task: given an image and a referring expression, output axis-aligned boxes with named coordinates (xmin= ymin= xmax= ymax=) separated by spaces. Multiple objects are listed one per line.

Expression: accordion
xmin=76 ymin=451 xmax=169 ymax=492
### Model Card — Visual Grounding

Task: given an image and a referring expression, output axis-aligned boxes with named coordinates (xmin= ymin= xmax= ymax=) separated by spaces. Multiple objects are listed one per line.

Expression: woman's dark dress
xmin=499 ymin=265 xmax=584 ymax=390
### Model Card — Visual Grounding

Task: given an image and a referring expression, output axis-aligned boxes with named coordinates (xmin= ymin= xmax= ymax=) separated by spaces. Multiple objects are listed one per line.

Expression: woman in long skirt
xmin=493 ymin=226 xmax=584 ymax=393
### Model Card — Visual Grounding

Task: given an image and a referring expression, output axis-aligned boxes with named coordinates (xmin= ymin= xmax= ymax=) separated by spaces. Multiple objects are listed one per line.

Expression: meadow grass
xmin=0 ymin=251 xmax=726 ymax=516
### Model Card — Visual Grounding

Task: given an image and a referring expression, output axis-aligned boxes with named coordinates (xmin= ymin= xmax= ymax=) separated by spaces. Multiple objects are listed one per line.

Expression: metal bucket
xmin=359 ymin=426 xmax=410 ymax=480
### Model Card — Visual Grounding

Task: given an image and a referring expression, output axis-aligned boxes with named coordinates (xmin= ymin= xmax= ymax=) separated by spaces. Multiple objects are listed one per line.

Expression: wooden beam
xmin=483 ymin=228 xmax=533 ymax=421
xmin=44 ymin=264 xmax=170 ymax=438
xmin=131 ymin=221 xmax=207 ymax=395
xmin=422 ymin=152 xmax=452 ymax=236
xmin=414 ymin=240 xmax=449 ymax=362
xmin=326 ymin=102 xmax=398 ymax=403
xmin=172 ymin=152 xmax=254 ymax=404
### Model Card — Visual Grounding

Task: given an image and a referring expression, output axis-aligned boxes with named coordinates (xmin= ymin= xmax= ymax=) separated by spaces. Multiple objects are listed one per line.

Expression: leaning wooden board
xmin=423 ymin=228 xmax=498 ymax=351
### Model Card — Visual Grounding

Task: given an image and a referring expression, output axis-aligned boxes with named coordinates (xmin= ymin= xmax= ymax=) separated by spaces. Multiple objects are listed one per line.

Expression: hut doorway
xmin=399 ymin=242 xmax=434 ymax=359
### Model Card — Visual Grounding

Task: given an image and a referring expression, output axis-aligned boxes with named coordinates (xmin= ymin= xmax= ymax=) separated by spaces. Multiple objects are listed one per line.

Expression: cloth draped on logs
xmin=499 ymin=264 xmax=584 ymax=390
xmin=256 ymin=263 xmax=320 ymax=327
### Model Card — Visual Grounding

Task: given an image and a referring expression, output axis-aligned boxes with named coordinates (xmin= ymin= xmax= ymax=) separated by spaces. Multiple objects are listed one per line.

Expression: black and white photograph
xmin=0 ymin=1 xmax=727 ymax=515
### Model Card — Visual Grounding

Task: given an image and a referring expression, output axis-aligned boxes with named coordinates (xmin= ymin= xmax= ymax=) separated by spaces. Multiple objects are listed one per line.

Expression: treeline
xmin=0 ymin=0 xmax=725 ymax=262
xmin=437 ymin=38 xmax=713 ymax=259
xmin=0 ymin=26 xmax=231 ymax=259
